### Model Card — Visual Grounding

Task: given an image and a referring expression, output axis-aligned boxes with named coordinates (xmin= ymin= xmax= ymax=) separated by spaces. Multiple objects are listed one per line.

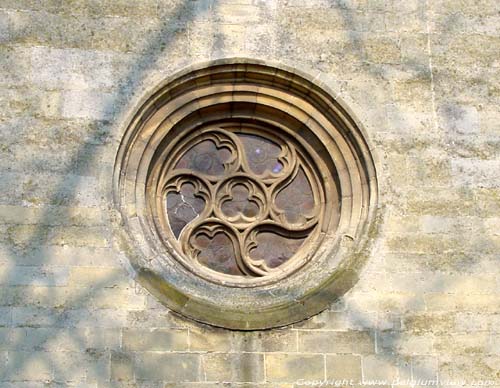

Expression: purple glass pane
xmin=275 ymin=168 xmax=315 ymax=224
xmin=238 ymin=134 xmax=283 ymax=175
xmin=194 ymin=232 xmax=244 ymax=276
xmin=250 ymin=232 xmax=305 ymax=268
xmin=175 ymin=140 xmax=232 ymax=176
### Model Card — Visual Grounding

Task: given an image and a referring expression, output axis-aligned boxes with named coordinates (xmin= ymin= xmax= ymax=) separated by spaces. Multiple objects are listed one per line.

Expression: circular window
xmin=154 ymin=123 xmax=335 ymax=287
xmin=113 ymin=59 xmax=378 ymax=329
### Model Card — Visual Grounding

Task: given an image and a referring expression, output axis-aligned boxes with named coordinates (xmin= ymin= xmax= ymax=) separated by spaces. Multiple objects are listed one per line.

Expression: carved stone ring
xmin=113 ymin=59 xmax=378 ymax=329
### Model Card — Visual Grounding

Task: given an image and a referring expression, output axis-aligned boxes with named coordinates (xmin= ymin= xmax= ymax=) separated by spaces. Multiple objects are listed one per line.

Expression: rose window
xmin=114 ymin=60 xmax=378 ymax=329
xmin=158 ymin=126 xmax=325 ymax=280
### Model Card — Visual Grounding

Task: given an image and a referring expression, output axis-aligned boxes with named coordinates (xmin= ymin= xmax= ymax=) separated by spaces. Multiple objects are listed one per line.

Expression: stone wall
xmin=0 ymin=0 xmax=499 ymax=386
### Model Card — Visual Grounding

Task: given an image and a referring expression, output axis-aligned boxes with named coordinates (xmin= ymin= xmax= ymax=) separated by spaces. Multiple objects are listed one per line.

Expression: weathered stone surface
xmin=134 ymin=353 xmax=202 ymax=382
xmin=298 ymin=330 xmax=375 ymax=354
xmin=233 ymin=329 xmax=298 ymax=352
xmin=111 ymin=351 xmax=134 ymax=382
xmin=265 ymin=353 xmax=324 ymax=382
xmin=0 ymin=0 xmax=498 ymax=385
xmin=188 ymin=325 xmax=233 ymax=352
xmin=326 ymin=354 xmax=362 ymax=380
xmin=122 ymin=328 xmax=188 ymax=351
xmin=202 ymin=353 xmax=265 ymax=382
xmin=362 ymin=355 xmax=399 ymax=381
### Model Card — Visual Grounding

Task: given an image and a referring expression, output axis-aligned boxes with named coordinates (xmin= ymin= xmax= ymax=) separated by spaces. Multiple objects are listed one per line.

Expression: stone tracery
xmin=162 ymin=126 xmax=323 ymax=278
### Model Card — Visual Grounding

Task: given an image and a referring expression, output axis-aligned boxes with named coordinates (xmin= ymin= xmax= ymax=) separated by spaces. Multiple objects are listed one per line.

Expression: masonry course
xmin=0 ymin=0 xmax=498 ymax=386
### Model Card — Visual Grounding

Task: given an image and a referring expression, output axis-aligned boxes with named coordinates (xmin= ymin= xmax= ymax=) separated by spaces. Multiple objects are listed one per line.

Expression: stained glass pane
xmin=221 ymin=184 xmax=260 ymax=219
xmin=275 ymin=168 xmax=315 ymax=224
xmin=250 ymin=232 xmax=306 ymax=268
xmin=165 ymin=128 xmax=323 ymax=278
xmin=175 ymin=140 xmax=232 ymax=176
xmin=193 ymin=233 xmax=245 ymax=276
xmin=166 ymin=183 xmax=205 ymax=238
xmin=238 ymin=134 xmax=283 ymax=175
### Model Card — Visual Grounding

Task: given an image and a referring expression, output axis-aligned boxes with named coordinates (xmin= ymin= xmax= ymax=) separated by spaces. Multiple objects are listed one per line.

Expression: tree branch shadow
xmin=0 ymin=0 xmax=497 ymax=385
xmin=0 ymin=0 xmax=216 ymax=384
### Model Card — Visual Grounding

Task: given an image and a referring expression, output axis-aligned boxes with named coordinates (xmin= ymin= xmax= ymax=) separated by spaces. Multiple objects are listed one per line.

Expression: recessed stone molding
xmin=113 ymin=59 xmax=378 ymax=329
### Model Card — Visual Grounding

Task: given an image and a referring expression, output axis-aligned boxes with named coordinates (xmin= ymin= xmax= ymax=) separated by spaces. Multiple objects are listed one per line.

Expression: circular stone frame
xmin=113 ymin=59 xmax=378 ymax=330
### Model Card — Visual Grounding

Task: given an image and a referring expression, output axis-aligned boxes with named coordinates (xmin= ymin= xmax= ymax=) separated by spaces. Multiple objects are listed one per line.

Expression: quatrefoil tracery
xmin=164 ymin=127 xmax=323 ymax=277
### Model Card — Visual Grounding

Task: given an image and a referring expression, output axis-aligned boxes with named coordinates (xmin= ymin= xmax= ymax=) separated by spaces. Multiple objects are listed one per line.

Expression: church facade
xmin=0 ymin=0 xmax=498 ymax=386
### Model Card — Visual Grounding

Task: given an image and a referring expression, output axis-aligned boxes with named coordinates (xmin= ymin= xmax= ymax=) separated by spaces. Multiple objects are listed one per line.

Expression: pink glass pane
xmin=175 ymin=140 xmax=232 ymax=176
xmin=275 ymin=168 xmax=315 ymax=224
xmin=238 ymin=134 xmax=283 ymax=175
xmin=194 ymin=232 xmax=244 ymax=276
xmin=250 ymin=232 xmax=305 ymax=268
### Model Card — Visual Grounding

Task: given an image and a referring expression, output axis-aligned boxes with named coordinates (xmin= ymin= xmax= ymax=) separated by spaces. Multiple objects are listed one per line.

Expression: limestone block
xmin=451 ymin=159 xmax=500 ymax=189
xmin=362 ymin=355 xmax=399 ymax=381
xmin=438 ymin=103 xmax=480 ymax=135
xmin=298 ymin=330 xmax=374 ymax=354
xmin=188 ymin=325 xmax=233 ymax=352
xmin=411 ymin=356 xmax=438 ymax=381
xmin=326 ymin=354 xmax=362 ymax=380
xmin=202 ymin=353 xmax=265 ymax=382
xmin=294 ymin=310 xmax=377 ymax=331
xmin=0 ymin=0 xmax=497 ymax=385
xmin=126 ymin=309 xmax=178 ymax=329
xmin=134 ymin=353 xmax=202 ymax=382
xmin=232 ymin=329 xmax=298 ymax=352
xmin=0 ymin=307 xmax=12 ymax=326
xmin=85 ymin=328 xmax=121 ymax=350
xmin=434 ymin=333 xmax=490 ymax=355
xmin=0 ymin=265 xmax=69 ymax=286
xmin=3 ymin=351 xmax=52 ymax=381
xmin=111 ymin=351 xmax=134 ymax=382
xmin=122 ymin=328 xmax=188 ymax=351
xmin=60 ymin=90 xmax=116 ymax=121
xmin=378 ymin=331 xmax=434 ymax=356
xmin=265 ymin=353 xmax=324 ymax=382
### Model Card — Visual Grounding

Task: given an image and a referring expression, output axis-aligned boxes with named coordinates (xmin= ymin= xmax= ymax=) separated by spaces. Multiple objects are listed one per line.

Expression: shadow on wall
xmin=0 ymin=0 xmax=207 ymax=383
xmin=0 ymin=0 xmax=497 ymax=385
